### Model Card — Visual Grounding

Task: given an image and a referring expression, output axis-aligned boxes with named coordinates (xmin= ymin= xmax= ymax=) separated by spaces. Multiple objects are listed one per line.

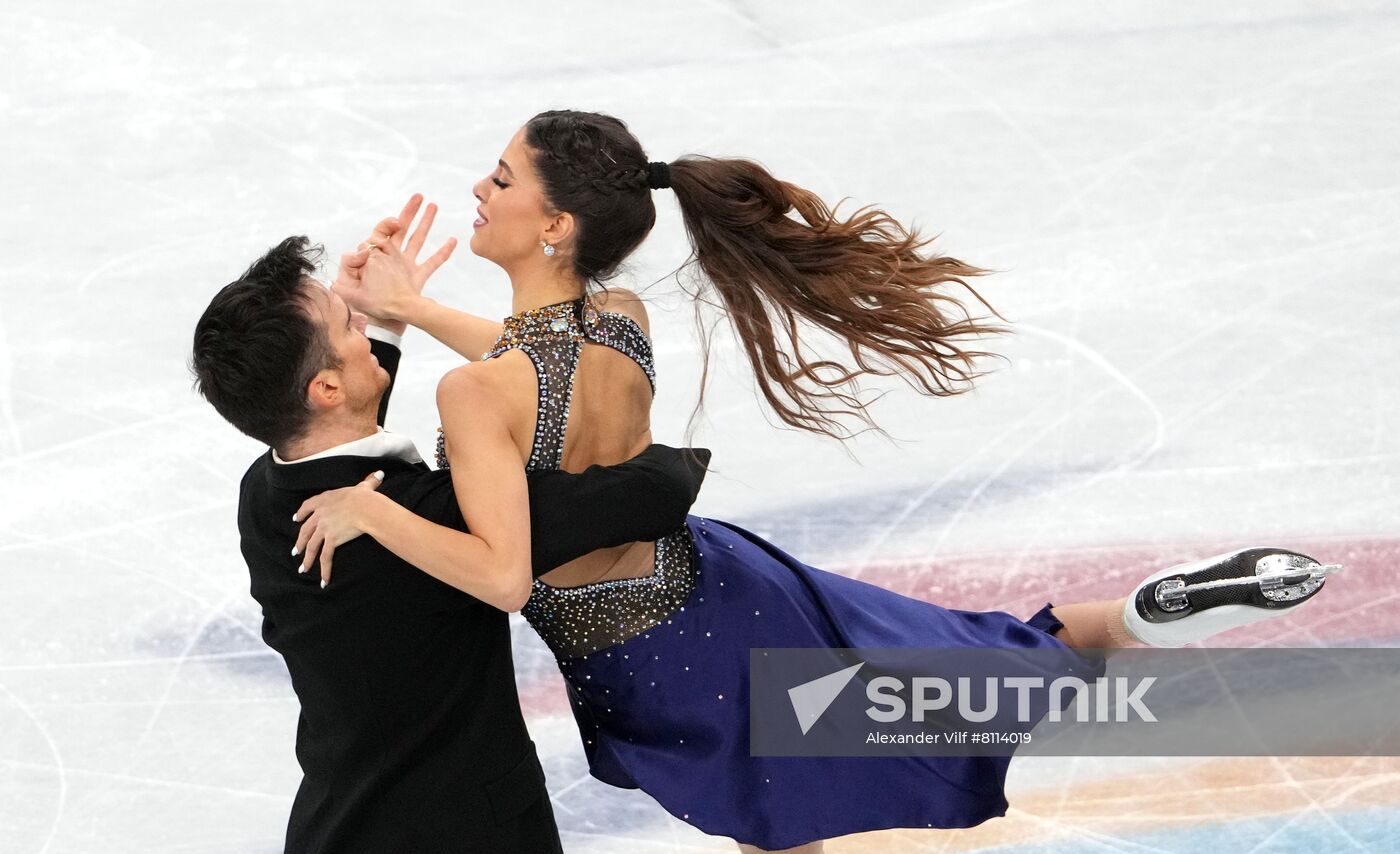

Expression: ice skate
xmin=1123 ymin=547 xmax=1341 ymax=648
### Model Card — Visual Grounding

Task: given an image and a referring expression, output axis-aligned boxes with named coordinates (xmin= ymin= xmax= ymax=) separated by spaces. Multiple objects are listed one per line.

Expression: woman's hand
xmin=335 ymin=193 xmax=458 ymax=322
xmin=292 ymin=471 xmax=386 ymax=589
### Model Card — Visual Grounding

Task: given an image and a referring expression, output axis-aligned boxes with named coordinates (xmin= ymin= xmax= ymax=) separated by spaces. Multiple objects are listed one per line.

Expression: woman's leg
xmin=1049 ymin=598 xmax=1139 ymax=651
xmin=738 ymin=842 xmax=824 ymax=854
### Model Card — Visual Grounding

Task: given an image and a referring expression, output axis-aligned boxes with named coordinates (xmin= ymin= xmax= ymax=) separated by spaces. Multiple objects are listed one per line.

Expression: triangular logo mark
xmin=788 ymin=661 xmax=864 ymax=735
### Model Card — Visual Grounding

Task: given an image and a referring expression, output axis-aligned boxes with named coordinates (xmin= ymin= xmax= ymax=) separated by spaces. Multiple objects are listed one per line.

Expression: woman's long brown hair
xmin=524 ymin=111 xmax=1008 ymax=440
xmin=668 ymin=156 xmax=1008 ymax=438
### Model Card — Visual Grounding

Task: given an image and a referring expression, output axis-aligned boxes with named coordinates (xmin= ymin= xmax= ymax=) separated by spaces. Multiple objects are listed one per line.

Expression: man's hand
xmin=335 ymin=194 xmax=458 ymax=324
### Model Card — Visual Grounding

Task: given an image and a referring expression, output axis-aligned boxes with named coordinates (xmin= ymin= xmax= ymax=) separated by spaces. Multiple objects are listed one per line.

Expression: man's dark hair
xmin=191 ymin=236 xmax=341 ymax=449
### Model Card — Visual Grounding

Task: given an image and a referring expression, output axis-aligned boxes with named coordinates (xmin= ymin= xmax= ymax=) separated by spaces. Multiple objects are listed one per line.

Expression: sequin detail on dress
xmin=434 ymin=297 xmax=655 ymax=470
xmin=434 ymin=296 xmax=693 ymax=659
xmin=526 ymin=524 xmax=697 ymax=660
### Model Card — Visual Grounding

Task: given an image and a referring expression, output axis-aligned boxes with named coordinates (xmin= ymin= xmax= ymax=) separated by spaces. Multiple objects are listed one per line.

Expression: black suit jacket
xmin=238 ymin=337 xmax=708 ymax=853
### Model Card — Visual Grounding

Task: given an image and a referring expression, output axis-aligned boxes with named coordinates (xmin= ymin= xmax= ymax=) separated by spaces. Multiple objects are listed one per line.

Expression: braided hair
xmin=525 ymin=110 xmax=656 ymax=283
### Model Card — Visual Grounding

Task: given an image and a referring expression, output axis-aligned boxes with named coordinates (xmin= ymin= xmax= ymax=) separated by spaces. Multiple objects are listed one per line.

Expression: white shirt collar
xmin=273 ymin=427 xmax=424 ymax=466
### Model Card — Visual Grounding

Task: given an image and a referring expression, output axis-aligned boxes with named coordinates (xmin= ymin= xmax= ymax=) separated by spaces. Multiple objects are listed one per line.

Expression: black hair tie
xmin=646 ymin=161 xmax=671 ymax=190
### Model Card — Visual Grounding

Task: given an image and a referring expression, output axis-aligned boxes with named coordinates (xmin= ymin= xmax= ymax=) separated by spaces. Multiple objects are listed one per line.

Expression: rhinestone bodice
xmin=434 ymin=296 xmax=695 ymax=661
xmin=433 ymin=297 xmax=655 ymax=472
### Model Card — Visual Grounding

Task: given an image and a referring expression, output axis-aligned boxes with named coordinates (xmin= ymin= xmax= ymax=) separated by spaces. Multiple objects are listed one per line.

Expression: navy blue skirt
xmin=552 ymin=516 xmax=1106 ymax=850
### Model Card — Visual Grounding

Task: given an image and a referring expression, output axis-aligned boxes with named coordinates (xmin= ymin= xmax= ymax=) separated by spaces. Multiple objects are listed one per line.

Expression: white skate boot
xmin=1123 ymin=547 xmax=1342 ymax=648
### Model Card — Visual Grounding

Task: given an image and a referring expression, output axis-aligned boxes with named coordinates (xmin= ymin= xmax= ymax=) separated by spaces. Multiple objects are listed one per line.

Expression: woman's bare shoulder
xmin=436 ymin=354 xmax=534 ymax=416
xmin=592 ymin=287 xmax=650 ymax=336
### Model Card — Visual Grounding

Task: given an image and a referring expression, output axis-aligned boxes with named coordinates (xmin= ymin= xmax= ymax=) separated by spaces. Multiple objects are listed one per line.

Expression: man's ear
xmin=305 ymin=369 xmax=344 ymax=411
xmin=541 ymin=210 xmax=575 ymax=249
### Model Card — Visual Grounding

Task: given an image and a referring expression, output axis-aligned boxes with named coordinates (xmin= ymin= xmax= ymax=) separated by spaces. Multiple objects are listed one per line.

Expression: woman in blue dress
xmin=294 ymin=111 xmax=1338 ymax=853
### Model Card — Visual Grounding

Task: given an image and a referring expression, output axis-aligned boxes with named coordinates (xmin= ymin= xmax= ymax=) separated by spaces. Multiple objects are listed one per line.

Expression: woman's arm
xmin=362 ymin=366 xmax=531 ymax=610
xmin=294 ymin=365 xmax=532 ymax=612
xmin=398 ymin=297 xmax=504 ymax=362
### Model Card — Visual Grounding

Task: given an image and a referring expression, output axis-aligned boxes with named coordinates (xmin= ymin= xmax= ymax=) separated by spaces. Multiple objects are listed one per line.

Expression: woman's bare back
xmin=484 ymin=290 xmax=658 ymax=588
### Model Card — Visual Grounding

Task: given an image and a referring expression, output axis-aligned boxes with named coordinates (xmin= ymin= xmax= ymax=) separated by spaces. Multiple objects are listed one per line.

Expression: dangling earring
xmin=540 ymin=240 xmax=556 ymax=258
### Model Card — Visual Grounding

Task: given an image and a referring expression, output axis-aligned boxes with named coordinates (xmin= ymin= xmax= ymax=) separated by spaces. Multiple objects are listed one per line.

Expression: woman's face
xmin=470 ymin=126 xmax=558 ymax=270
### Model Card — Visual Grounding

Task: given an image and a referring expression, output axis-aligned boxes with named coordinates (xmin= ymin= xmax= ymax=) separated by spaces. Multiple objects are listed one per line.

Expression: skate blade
xmin=1156 ymin=561 xmax=1342 ymax=610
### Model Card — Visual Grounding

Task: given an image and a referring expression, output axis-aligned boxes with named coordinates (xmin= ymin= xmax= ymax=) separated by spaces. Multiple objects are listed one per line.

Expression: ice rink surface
xmin=2 ymin=1 xmax=1398 ymax=851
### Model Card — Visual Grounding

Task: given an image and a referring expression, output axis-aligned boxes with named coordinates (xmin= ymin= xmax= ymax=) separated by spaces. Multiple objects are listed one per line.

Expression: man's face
xmin=302 ymin=278 xmax=388 ymax=416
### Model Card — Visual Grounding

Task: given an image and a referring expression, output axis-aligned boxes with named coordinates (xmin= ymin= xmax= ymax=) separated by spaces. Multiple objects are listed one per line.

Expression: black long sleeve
xmin=390 ymin=445 xmax=710 ymax=579
xmin=525 ymin=445 xmax=711 ymax=576
xmin=370 ymin=336 xmax=402 ymax=428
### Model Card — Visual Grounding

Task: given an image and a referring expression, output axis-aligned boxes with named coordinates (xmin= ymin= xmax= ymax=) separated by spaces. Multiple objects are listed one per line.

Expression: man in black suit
xmin=191 ymin=236 xmax=707 ymax=853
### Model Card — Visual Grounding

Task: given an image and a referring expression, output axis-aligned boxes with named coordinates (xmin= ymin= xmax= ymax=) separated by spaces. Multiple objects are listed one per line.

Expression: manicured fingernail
xmin=373 ymin=470 xmax=384 ymax=481
xmin=298 ymin=564 xmax=307 ymax=574
xmin=320 ymin=579 xmax=328 ymax=589
xmin=291 ymin=546 xmax=301 ymax=557
xmin=292 ymin=513 xmax=300 ymax=522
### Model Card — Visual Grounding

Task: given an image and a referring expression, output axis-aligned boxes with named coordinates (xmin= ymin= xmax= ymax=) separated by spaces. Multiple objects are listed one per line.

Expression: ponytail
xmin=667 ymin=156 xmax=1007 ymax=439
